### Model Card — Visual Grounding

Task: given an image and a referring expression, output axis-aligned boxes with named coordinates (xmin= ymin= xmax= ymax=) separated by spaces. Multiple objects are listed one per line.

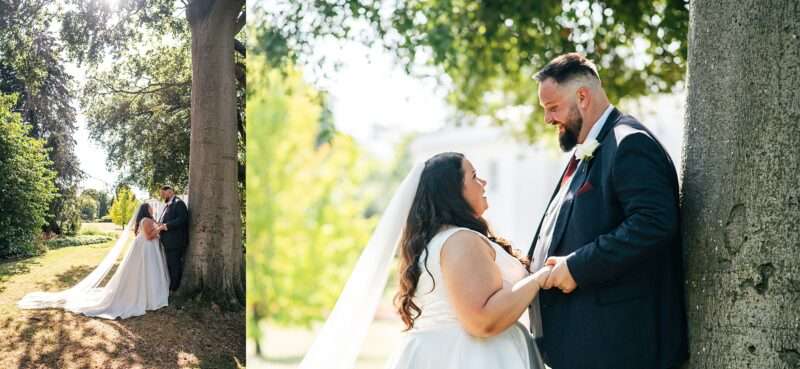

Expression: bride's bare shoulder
xmin=441 ymin=229 xmax=495 ymax=260
xmin=140 ymin=217 xmax=156 ymax=227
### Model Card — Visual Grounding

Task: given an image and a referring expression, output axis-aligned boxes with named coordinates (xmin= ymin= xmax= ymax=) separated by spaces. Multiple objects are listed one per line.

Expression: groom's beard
xmin=558 ymin=105 xmax=583 ymax=152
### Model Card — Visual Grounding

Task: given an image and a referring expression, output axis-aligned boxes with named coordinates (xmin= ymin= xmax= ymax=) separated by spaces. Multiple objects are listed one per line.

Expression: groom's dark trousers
xmin=160 ymin=196 xmax=189 ymax=291
xmin=528 ymin=108 xmax=689 ymax=369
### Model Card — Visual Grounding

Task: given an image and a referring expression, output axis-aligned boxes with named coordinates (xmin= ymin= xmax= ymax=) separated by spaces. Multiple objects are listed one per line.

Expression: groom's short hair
xmin=160 ymin=185 xmax=173 ymax=191
xmin=534 ymin=53 xmax=600 ymax=85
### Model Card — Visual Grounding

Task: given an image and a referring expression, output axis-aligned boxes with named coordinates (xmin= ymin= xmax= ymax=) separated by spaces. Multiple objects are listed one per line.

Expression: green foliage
xmin=45 ymin=235 xmax=114 ymax=249
xmin=82 ymin=42 xmax=192 ymax=191
xmin=109 ymin=187 xmax=138 ymax=228
xmin=79 ymin=19 xmax=246 ymax=195
xmin=1 ymin=1 xmax=84 ymax=235
xmin=0 ymin=94 xmax=58 ymax=259
xmin=78 ymin=194 xmax=98 ymax=221
xmin=81 ymin=189 xmax=110 ymax=218
xmin=57 ymin=188 xmax=83 ymax=236
xmin=58 ymin=0 xmax=187 ymax=64
xmin=254 ymin=0 xmax=688 ymax=140
xmin=246 ymin=55 xmax=378 ymax=344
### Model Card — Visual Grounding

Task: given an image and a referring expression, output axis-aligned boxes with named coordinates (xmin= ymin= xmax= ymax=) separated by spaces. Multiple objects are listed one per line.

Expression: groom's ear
xmin=576 ymin=87 xmax=590 ymax=109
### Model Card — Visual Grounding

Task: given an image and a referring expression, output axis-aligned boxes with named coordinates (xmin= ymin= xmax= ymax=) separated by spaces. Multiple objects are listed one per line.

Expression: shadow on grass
xmin=0 ymin=259 xmax=41 ymax=294
xmin=2 ymin=303 xmax=245 ymax=369
xmin=33 ymin=263 xmax=122 ymax=293
xmin=33 ymin=265 xmax=94 ymax=291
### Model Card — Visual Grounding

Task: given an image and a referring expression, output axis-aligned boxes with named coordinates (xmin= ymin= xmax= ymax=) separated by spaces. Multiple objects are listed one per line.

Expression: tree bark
xmin=682 ymin=1 xmax=800 ymax=367
xmin=181 ymin=0 xmax=245 ymax=307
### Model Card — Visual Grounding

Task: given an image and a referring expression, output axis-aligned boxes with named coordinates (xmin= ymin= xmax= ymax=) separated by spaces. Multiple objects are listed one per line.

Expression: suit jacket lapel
xmin=547 ymin=108 xmax=622 ymax=257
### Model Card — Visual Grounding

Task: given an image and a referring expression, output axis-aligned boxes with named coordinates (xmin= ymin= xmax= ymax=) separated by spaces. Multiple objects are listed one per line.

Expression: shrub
xmin=0 ymin=94 xmax=58 ymax=259
xmin=45 ymin=235 xmax=114 ymax=249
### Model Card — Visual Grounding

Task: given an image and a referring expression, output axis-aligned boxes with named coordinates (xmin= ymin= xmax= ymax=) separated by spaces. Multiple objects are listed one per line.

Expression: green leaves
xmin=256 ymin=0 xmax=689 ymax=141
xmin=108 ymin=187 xmax=138 ymax=227
xmin=0 ymin=94 xmax=58 ymax=258
xmin=81 ymin=43 xmax=193 ymax=192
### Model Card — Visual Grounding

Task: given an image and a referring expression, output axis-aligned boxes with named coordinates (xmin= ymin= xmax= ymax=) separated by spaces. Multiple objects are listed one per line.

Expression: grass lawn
xmin=79 ymin=222 xmax=125 ymax=235
xmin=0 ymin=223 xmax=245 ymax=369
xmin=249 ymin=299 xmax=406 ymax=369
xmin=251 ymin=319 xmax=405 ymax=369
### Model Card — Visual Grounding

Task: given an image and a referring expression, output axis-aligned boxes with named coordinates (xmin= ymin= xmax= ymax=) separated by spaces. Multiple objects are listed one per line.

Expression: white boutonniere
xmin=575 ymin=139 xmax=600 ymax=161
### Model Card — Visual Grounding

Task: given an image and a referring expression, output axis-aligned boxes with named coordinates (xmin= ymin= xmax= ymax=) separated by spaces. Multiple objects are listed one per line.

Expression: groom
xmin=527 ymin=53 xmax=688 ymax=369
xmin=157 ymin=185 xmax=189 ymax=292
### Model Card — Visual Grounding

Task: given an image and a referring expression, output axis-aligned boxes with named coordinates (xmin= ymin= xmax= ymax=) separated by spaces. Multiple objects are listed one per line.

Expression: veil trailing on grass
xmin=298 ymin=162 xmax=424 ymax=369
xmin=17 ymin=199 xmax=165 ymax=311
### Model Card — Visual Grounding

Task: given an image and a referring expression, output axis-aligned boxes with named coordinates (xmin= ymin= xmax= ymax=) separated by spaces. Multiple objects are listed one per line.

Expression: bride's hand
xmin=532 ymin=266 xmax=553 ymax=288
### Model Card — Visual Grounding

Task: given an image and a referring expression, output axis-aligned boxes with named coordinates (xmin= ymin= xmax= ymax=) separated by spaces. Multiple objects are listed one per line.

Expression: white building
xmin=409 ymin=95 xmax=684 ymax=255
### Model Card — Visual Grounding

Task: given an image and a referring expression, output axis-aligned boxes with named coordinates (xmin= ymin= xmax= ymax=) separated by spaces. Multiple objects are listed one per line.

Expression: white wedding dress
xmin=18 ymin=217 xmax=170 ymax=319
xmin=384 ymin=226 xmax=533 ymax=369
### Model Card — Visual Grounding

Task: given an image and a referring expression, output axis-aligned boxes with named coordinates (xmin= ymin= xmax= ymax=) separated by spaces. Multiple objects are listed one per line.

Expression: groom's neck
xmin=577 ymin=100 xmax=611 ymax=143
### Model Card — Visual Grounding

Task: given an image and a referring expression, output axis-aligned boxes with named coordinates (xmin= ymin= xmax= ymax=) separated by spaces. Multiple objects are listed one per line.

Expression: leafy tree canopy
xmin=253 ymin=0 xmax=688 ymax=139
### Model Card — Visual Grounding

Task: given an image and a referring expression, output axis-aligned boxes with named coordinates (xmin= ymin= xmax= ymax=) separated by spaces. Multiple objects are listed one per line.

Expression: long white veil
xmin=298 ymin=162 xmax=424 ymax=369
xmin=17 ymin=199 xmax=165 ymax=310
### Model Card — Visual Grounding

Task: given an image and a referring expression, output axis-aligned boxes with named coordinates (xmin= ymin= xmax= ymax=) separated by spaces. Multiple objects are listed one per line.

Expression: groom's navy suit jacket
xmin=527 ymin=108 xmax=688 ymax=369
xmin=160 ymin=196 xmax=189 ymax=251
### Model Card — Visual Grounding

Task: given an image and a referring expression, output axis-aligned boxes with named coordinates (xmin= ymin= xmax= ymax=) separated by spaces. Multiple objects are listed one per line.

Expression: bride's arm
xmin=441 ymin=231 xmax=551 ymax=338
xmin=142 ymin=219 xmax=160 ymax=240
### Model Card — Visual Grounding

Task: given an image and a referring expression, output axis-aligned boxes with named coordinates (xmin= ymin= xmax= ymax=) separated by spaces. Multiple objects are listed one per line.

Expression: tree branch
xmin=91 ymin=77 xmax=191 ymax=96
xmin=234 ymin=38 xmax=246 ymax=57
xmin=234 ymin=9 xmax=246 ymax=35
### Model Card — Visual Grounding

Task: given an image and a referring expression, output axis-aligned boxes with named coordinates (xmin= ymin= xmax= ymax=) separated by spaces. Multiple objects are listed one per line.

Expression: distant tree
xmin=81 ymin=189 xmax=110 ymax=218
xmin=108 ymin=187 xmax=138 ymax=228
xmin=78 ymin=194 xmax=98 ymax=221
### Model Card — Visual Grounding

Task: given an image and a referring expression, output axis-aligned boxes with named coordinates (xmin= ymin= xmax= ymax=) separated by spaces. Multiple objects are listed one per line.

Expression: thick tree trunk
xmin=682 ymin=1 xmax=800 ymax=367
xmin=182 ymin=0 xmax=245 ymax=307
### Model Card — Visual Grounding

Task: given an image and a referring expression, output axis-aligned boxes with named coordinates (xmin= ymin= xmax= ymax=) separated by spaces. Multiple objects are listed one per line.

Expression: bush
xmin=0 ymin=94 xmax=58 ymax=259
xmin=45 ymin=235 xmax=114 ymax=249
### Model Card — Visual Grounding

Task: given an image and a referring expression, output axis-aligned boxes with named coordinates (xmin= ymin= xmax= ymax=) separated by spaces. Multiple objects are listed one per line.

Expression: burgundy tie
xmin=561 ymin=155 xmax=579 ymax=188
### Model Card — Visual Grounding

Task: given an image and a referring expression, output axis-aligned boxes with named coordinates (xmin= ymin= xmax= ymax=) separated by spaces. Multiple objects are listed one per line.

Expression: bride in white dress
xmin=18 ymin=202 xmax=170 ymax=319
xmin=298 ymin=152 xmax=552 ymax=369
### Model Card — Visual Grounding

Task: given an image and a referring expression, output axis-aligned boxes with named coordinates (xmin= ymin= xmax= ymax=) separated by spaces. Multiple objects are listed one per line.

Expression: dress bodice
xmin=411 ymin=227 xmax=529 ymax=330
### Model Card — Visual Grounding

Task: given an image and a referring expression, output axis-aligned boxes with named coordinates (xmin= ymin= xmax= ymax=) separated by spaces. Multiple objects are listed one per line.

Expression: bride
xmin=299 ymin=152 xmax=552 ymax=369
xmin=17 ymin=201 xmax=170 ymax=319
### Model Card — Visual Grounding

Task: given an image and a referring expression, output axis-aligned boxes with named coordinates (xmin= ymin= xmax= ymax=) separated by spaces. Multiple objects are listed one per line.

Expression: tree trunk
xmin=682 ymin=1 xmax=800 ymax=367
xmin=182 ymin=0 xmax=245 ymax=307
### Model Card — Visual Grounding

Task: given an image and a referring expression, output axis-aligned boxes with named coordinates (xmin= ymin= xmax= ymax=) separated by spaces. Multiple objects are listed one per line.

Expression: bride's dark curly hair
xmin=133 ymin=203 xmax=153 ymax=235
xmin=394 ymin=152 xmax=529 ymax=330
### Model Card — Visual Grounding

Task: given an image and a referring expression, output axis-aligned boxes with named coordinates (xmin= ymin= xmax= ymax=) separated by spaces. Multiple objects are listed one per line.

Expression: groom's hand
xmin=544 ymin=256 xmax=577 ymax=293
